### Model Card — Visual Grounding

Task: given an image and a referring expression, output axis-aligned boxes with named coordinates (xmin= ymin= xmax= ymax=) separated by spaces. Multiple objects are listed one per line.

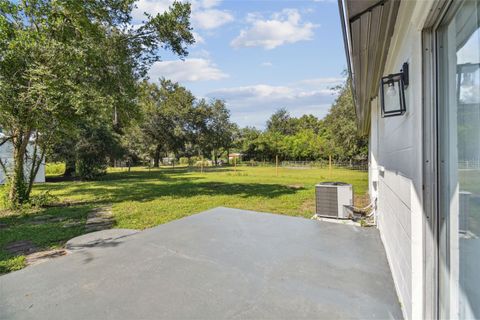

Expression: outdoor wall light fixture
xmin=380 ymin=62 xmax=409 ymax=117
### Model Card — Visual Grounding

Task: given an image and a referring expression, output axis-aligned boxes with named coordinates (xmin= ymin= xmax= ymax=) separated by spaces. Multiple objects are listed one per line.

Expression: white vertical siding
xmin=369 ymin=1 xmax=436 ymax=319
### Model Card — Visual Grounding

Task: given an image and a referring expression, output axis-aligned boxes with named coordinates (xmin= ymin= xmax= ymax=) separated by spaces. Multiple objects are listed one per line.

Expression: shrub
xmin=75 ymin=125 xmax=120 ymax=180
xmin=76 ymin=158 xmax=108 ymax=180
xmin=0 ymin=256 xmax=26 ymax=274
xmin=29 ymin=190 xmax=59 ymax=207
xmin=179 ymin=157 xmax=190 ymax=165
xmin=45 ymin=162 xmax=65 ymax=176
xmin=194 ymin=160 xmax=211 ymax=167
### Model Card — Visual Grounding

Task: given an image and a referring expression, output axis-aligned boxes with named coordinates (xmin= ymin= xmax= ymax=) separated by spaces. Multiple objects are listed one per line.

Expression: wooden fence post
xmin=276 ymin=155 xmax=279 ymax=177
xmin=329 ymin=155 xmax=332 ymax=178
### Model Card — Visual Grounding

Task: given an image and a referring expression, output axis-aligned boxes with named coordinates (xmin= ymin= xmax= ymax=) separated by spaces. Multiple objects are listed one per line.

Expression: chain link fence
xmin=240 ymin=159 xmax=368 ymax=171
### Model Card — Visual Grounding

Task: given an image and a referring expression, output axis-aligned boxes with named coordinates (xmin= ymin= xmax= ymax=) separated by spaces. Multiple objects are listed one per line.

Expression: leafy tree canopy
xmin=0 ymin=0 xmax=194 ymax=205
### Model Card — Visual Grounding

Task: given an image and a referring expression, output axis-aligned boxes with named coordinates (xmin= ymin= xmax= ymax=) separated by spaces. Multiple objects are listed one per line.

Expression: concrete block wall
xmin=369 ymin=1 xmax=437 ymax=319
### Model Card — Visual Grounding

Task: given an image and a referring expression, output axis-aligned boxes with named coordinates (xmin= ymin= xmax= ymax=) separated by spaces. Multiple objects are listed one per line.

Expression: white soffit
xmin=340 ymin=0 xmax=400 ymax=134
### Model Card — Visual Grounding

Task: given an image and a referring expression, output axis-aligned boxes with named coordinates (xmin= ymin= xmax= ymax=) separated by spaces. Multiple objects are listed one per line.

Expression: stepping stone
xmin=26 ymin=249 xmax=66 ymax=266
xmin=66 ymin=229 xmax=138 ymax=252
xmin=62 ymin=221 xmax=83 ymax=228
xmin=29 ymin=214 xmax=67 ymax=225
xmin=32 ymin=215 xmax=53 ymax=221
xmin=4 ymin=240 xmax=38 ymax=255
xmin=85 ymin=206 xmax=114 ymax=232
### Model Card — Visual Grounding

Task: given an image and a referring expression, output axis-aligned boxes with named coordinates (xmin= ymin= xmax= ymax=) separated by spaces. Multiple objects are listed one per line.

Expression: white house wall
xmin=369 ymin=1 xmax=436 ymax=319
xmin=0 ymin=141 xmax=46 ymax=184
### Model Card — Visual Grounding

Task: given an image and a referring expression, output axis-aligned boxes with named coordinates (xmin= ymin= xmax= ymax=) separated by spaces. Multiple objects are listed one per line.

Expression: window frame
xmin=422 ymin=0 xmax=478 ymax=318
xmin=421 ymin=1 xmax=455 ymax=318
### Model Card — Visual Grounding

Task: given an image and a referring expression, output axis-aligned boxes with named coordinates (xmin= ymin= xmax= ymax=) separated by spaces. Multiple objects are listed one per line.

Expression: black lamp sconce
xmin=380 ymin=62 xmax=409 ymax=117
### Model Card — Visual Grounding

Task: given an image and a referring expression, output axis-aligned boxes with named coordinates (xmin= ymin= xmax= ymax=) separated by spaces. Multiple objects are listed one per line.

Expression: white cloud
xmin=231 ymin=9 xmax=318 ymax=50
xmin=261 ymin=62 xmax=273 ymax=67
xmin=206 ymin=81 xmax=337 ymax=127
xmin=190 ymin=49 xmax=211 ymax=59
xmin=132 ymin=0 xmax=172 ymax=21
xmin=299 ymin=77 xmax=345 ymax=87
xmin=196 ymin=0 xmax=222 ymax=9
xmin=192 ymin=9 xmax=234 ymax=30
xmin=211 ymin=85 xmax=293 ymax=99
xmin=192 ymin=32 xmax=205 ymax=45
xmin=132 ymin=0 xmax=233 ymax=30
xmin=148 ymin=58 xmax=228 ymax=82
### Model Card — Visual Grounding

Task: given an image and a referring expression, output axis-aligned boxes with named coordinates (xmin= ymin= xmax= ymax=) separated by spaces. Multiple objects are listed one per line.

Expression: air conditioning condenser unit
xmin=315 ymin=182 xmax=353 ymax=219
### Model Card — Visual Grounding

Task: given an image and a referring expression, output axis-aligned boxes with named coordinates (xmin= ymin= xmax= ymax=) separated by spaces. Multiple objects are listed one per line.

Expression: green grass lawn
xmin=0 ymin=166 xmax=368 ymax=273
xmin=460 ymin=170 xmax=480 ymax=235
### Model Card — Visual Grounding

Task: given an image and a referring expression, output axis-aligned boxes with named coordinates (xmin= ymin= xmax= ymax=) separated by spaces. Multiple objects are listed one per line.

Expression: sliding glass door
xmin=437 ymin=1 xmax=480 ymax=318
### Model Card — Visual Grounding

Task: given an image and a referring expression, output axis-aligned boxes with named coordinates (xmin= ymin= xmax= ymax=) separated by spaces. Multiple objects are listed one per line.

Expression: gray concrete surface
xmin=0 ymin=207 xmax=402 ymax=319
xmin=65 ymin=228 xmax=139 ymax=252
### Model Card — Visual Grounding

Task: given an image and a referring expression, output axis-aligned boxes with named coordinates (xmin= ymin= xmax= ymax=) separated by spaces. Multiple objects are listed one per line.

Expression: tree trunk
xmin=153 ymin=145 xmax=161 ymax=168
xmin=64 ymin=158 xmax=76 ymax=177
xmin=213 ymin=150 xmax=217 ymax=166
xmin=226 ymin=149 xmax=230 ymax=165
xmin=26 ymin=137 xmax=45 ymax=197
xmin=9 ymin=135 xmax=30 ymax=206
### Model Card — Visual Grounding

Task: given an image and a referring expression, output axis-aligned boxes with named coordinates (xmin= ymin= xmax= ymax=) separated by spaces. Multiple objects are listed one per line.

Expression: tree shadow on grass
xmin=37 ymin=170 xmax=205 ymax=195
xmin=45 ymin=167 xmax=238 ymax=184
xmin=49 ymin=181 xmax=304 ymax=206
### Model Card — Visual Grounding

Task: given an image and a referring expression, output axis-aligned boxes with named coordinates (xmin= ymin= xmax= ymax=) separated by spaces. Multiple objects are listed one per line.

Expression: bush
xmin=0 ymin=179 xmax=27 ymax=209
xmin=76 ymin=157 xmax=108 ymax=180
xmin=179 ymin=157 xmax=190 ymax=165
xmin=194 ymin=160 xmax=212 ymax=167
xmin=75 ymin=125 xmax=120 ymax=180
xmin=45 ymin=162 xmax=65 ymax=176
xmin=0 ymin=256 xmax=26 ymax=274
xmin=189 ymin=156 xmax=201 ymax=163
xmin=1 ymin=182 xmax=58 ymax=209
xmin=29 ymin=190 xmax=59 ymax=207
xmin=0 ymin=181 xmax=10 ymax=209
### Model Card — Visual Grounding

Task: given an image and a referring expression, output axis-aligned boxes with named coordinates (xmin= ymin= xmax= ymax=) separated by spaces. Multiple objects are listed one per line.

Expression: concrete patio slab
xmin=65 ymin=228 xmax=139 ymax=252
xmin=0 ymin=207 xmax=402 ymax=319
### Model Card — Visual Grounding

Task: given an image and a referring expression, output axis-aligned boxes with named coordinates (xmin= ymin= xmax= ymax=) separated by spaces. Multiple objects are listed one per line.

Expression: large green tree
xmin=0 ymin=0 xmax=194 ymax=205
xmin=236 ymin=79 xmax=367 ymax=162
xmin=266 ymin=108 xmax=296 ymax=135
xmin=203 ymin=99 xmax=237 ymax=165
xmin=138 ymin=79 xmax=195 ymax=167
xmin=322 ymin=80 xmax=368 ymax=160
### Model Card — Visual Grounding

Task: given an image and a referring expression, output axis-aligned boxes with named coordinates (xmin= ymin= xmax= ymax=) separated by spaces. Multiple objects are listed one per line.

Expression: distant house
xmin=339 ymin=0 xmax=479 ymax=319
xmin=0 ymin=132 xmax=45 ymax=185
xmin=228 ymin=153 xmax=242 ymax=161
xmin=162 ymin=157 xmax=176 ymax=165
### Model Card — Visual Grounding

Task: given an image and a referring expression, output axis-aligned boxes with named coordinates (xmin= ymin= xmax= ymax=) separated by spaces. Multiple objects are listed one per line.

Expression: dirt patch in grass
xmin=354 ymin=193 xmax=371 ymax=208
xmin=26 ymin=249 xmax=67 ymax=266
xmin=300 ymin=198 xmax=315 ymax=215
xmin=287 ymin=184 xmax=304 ymax=190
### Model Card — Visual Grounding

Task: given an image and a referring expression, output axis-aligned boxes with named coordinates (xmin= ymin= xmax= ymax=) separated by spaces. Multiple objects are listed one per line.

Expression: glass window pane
xmin=437 ymin=1 xmax=480 ymax=319
xmin=383 ymin=81 xmax=402 ymax=113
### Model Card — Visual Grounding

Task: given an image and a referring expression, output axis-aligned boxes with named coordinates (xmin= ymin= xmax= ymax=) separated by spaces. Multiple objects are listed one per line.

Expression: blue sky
xmin=132 ymin=0 xmax=347 ymax=128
